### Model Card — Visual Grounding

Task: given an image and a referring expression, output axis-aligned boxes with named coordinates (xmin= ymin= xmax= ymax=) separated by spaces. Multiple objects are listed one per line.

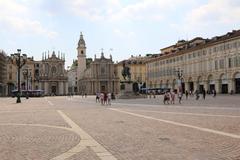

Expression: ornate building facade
xmin=77 ymin=33 xmax=119 ymax=94
xmin=39 ymin=51 xmax=68 ymax=95
xmin=0 ymin=50 xmax=7 ymax=96
xmin=146 ymin=29 xmax=240 ymax=94
xmin=5 ymin=50 xmax=68 ymax=96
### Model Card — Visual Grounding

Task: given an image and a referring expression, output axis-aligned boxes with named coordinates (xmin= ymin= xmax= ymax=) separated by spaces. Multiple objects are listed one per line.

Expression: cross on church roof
xmin=101 ymin=48 xmax=104 ymax=58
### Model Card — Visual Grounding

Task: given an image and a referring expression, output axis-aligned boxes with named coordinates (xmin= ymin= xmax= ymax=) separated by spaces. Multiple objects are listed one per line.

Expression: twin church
xmin=77 ymin=33 xmax=120 ymax=95
xmin=36 ymin=32 xmax=119 ymax=96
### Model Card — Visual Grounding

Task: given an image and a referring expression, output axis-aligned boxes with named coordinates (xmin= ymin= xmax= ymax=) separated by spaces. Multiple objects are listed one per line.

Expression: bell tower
xmin=77 ymin=32 xmax=86 ymax=80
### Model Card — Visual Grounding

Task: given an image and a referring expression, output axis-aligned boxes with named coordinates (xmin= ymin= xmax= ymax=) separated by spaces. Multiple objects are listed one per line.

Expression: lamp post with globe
xmin=11 ymin=49 xmax=27 ymax=103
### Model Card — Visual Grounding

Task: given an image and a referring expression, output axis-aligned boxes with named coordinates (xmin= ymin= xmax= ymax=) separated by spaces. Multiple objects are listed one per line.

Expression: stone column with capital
xmin=59 ymin=82 xmax=64 ymax=95
xmin=228 ymin=78 xmax=234 ymax=94
xmin=44 ymin=82 xmax=48 ymax=95
xmin=64 ymin=82 xmax=67 ymax=95
xmin=215 ymin=80 xmax=220 ymax=94
xmin=193 ymin=81 xmax=198 ymax=91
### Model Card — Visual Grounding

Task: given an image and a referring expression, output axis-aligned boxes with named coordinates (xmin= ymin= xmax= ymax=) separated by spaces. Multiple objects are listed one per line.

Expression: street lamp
xmin=175 ymin=68 xmax=183 ymax=93
xmin=11 ymin=49 xmax=27 ymax=103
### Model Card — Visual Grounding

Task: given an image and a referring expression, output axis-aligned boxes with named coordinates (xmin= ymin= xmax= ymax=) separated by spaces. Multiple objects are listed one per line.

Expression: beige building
xmin=77 ymin=33 xmax=119 ymax=94
xmin=67 ymin=63 xmax=78 ymax=94
xmin=6 ymin=54 xmax=35 ymax=96
xmin=0 ymin=50 xmax=7 ymax=96
xmin=146 ymin=29 xmax=240 ymax=94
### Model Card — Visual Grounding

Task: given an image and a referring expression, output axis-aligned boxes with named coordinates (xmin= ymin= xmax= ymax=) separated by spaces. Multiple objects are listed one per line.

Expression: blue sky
xmin=1 ymin=0 xmax=240 ymax=68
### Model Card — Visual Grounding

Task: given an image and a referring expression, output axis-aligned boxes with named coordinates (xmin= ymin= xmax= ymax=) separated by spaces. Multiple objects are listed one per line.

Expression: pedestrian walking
xmin=213 ymin=89 xmax=216 ymax=98
xmin=111 ymin=92 xmax=116 ymax=100
xmin=170 ymin=91 xmax=175 ymax=104
xmin=103 ymin=92 xmax=107 ymax=105
xmin=178 ymin=92 xmax=182 ymax=104
xmin=96 ymin=92 xmax=100 ymax=103
xmin=153 ymin=91 xmax=156 ymax=98
xmin=195 ymin=90 xmax=200 ymax=100
xmin=100 ymin=93 xmax=104 ymax=105
xmin=107 ymin=92 xmax=111 ymax=105
xmin=202 ymin=88 xmax=206 ymax=100
xmin=185 ymin=90 xmax=189 ymax=100
xmin=163 ymin=92 xmax=170 ymax=104
xmin=149 ymin=91 xmax=152 ymax=99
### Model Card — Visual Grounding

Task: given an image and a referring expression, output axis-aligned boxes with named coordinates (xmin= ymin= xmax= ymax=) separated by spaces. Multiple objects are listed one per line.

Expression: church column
xmin=215 ymin=79 xmax=220 ymax=94
xmin=90 ymin=81 xmax=93 ymax=94
xmin=40 ymin=82 xmax=44 ymax=91
xmin=92 ymin=81 xmax=94 ymax=94
xmin=112 ymin=81 xmax=114 ymax=93
xmin=97 ymin=81 xmax=99 ymax=92
xmin=228 ymin=78 xmax=234 ymax=94
xmin=44 ymin=82 xmax=48 ymax=95
xmin=65 ymin=82 xmax=68 ymax=95
xmin=93 ymin=82 xmax=95 ymax=93
xmin=59 ymin=82 xmax=64 ymax=95
xmin=193 ymin=81 xmax=198 ymax=91
xmin=107 ymin=80 xmax=110 ymax=93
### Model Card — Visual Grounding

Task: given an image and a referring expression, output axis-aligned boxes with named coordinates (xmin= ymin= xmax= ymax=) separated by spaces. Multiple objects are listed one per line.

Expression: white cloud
xmin=65 ymin=0 xmax=190 ymax=22
xmin=0 ymin=0 xmax=58 ymax=38
xmin=184 ymin=0 xmax=240 ymax=32
xmin=64 ymin=0 xmax=121 ymax=21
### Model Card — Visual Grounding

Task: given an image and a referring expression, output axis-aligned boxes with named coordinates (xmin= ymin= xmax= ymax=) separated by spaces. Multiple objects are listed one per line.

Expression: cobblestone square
xmin=0 ymin=95 xmax=239 ymax=160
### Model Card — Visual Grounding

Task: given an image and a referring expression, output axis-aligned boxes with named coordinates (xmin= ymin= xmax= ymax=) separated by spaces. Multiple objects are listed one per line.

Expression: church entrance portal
xmin=100 ymin=81 xmax=107 ymax=93
xmin=51 ymin=86 xmax=57 ymax=95
xmin=101 ymin=85 xmax=105 ymax=92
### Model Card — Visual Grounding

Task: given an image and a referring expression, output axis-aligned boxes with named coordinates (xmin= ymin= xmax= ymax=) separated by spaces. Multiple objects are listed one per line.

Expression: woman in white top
xmin=107 ymin=93 xmax=111 ymax=105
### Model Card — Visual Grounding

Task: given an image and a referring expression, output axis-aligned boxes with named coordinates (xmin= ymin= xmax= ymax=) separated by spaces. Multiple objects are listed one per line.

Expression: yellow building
xmin=116 ymin=55 xmax=151 ymax=88
xmin=146 ymin=29 xmax=240 ymax=94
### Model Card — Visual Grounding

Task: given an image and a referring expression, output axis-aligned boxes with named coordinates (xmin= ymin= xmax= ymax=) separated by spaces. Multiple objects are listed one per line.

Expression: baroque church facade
xmin=38 ymin=51 xmax=68 ymax=95
xmin=77 ymin=33 xmax=120 ymax=95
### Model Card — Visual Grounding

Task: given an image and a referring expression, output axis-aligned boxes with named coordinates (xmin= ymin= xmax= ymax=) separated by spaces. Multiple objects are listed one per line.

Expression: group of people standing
xmin=163 ymin=88 xmax=217 ymax=105
xmin=96 ymin=92 xmax=113 ymax=105
xmin=163 ymin=90 xmax=183 ymax=104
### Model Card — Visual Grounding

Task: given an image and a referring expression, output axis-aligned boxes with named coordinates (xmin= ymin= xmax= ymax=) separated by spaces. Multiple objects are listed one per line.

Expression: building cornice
xmin=146 ymin=29 xmax=240 ymax=63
